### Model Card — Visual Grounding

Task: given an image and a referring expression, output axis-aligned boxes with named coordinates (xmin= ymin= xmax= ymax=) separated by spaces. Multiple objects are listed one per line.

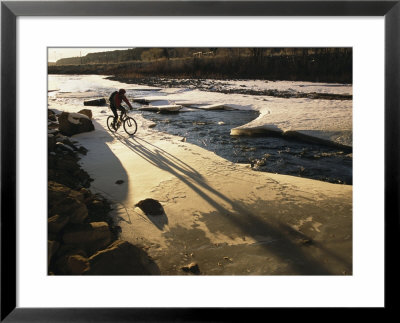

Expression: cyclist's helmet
xmin=119 ymin=89 xmax=126 ymax=94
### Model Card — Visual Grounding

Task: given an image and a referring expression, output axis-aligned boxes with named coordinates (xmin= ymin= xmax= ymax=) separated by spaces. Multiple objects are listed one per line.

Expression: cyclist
xmin=109 ymin=89 xmax=133 ymax=129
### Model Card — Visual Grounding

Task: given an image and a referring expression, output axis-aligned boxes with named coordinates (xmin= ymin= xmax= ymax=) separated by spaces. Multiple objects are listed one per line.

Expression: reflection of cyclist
xmin=109 ymin=89 xmax=133 ymax=129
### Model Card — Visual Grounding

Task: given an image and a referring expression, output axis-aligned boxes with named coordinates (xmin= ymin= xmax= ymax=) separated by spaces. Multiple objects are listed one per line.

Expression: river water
xmin=48 ymin=75 xmax=352 ymax=185
xmin=138 ymin=109 xmax=352 ymax=184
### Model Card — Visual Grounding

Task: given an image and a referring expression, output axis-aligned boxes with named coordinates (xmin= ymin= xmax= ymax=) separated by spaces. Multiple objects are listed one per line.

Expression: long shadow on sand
xmin=116 ymin=135 xmax=351 ymax=275
xmin=74 ymin=119 xmax=132 ymax=224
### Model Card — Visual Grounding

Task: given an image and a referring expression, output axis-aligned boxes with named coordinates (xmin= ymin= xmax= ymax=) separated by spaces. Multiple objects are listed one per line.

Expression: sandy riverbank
xmin=74 ymin=115 xmax=352 ymax=275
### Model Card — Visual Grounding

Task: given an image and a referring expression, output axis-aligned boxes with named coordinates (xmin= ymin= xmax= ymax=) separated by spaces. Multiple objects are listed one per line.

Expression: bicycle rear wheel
xmin=123 ymin=117 xmax=137 ymax=135
xmin=107 ymin=116 xmax=116 ymax=133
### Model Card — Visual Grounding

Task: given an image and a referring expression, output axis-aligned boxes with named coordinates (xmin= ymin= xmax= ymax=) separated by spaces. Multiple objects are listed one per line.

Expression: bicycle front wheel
xmin=107 ymin=116 xmax=116 ymax=133
xmin=123 ymin=117 xmax=137 ymax=135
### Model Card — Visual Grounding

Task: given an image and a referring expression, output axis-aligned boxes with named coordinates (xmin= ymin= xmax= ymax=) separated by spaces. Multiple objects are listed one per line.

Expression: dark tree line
xmin=55 ymin=47 xmax=351 ymax=65
xmin=50 ymin=48 xmax=352 ymax=83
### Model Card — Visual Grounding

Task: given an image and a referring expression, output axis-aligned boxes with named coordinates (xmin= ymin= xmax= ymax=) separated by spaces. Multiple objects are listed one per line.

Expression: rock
xmin=48 ymin=134 xmax=56 ymax=152
xmin=55 ymin=142 xmax=75 ymax=154
xmin=48 ymin=181 xmax=84 ymax=210
xmin=55 ymin=133 xmax=68 ymax=142
xmin=48 ymin=109 xmax=57 ymax=121
xmin=48 ymin=214 xmax=70 ymax=233
xmin=48 ymin=240 xmax=59 ymax=265
xmin=54 ymin=248 xmax=87 ymax=274
xmin=115 ymin=180 xmax=124 ymax=185
xmin=62 ymin=222 xmax=112 ymax=254
xmin=77 ymin=109 xmax=93 ymax=119
xmin=50 ymin=197 xmax=88 ymax=223
xmin=83 ymin=98 xmax=106 ymax=106
xmin=79 ymin=188 xmax=92 ymax=201
xmin=55 ymin=155 xmax=77 ymax=170
xmin=88 ymin=199 xmax=104 ymax=211
xmin=49 ymin=152 xmax=92 ymax=189
xmin=135 ymin=198 xmax=164 ymax=216
xmin=56 ymin=136 xmax=76 ymax=149
xmin=86 ymin=199 xmax=108 ymax=219
xmin=48 ymin=154 xmax=57 ymax=169
xmin=48 ymin=232 xmax=58 ymax=241
xmin=66 ymin=254 xmax=90 ymax=275
xmin=58 ymin=112 xmax=95 ymax=136
xmin=181 ymin=262 xmax=200 ymax=274
xmin=77 ymin=146 xmax=88 ymax=155
xmin=85 ymin=240 xmax=160 ymax=275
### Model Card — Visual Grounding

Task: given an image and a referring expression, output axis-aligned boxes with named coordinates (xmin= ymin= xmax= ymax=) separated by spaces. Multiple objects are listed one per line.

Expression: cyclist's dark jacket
xmin=112 ymin=93 xmax=132 ymax=109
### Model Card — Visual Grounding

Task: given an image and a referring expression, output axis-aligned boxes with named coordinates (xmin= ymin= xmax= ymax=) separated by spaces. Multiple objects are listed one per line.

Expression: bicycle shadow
xmin=75 ymin=116 xmax=351 ymax=275
xmin=114 ymin=135 xmax=350 ymax=275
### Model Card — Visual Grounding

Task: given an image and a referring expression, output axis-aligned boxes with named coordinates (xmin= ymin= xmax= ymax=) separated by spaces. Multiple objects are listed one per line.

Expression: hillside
xmin=49 ymin=48 xmax=352 ymax=83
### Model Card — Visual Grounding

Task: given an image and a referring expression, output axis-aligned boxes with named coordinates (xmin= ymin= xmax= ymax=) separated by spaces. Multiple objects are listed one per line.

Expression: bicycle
xmin=107 ymin=109 xmax=138 ymax=135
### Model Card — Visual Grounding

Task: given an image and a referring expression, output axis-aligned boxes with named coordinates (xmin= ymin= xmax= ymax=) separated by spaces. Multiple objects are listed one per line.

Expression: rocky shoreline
xmin=106 ymin=76 xmax=352 ymax=101
xmin=47 ymin=109 xmax=160 ymax=275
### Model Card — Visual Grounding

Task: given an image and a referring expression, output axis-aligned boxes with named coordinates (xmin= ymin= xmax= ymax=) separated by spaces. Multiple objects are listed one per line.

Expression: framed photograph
xmin=2 ymin=0 xmax=398 ymax=321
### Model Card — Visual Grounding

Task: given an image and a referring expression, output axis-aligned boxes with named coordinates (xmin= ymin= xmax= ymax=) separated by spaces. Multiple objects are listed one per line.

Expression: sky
xmin=48 ymin=48 xmax=131 ymax=62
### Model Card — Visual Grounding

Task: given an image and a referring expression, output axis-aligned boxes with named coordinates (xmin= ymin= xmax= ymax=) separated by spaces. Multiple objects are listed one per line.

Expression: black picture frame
xmin=1 ymin=0 xmax=398 ymax=321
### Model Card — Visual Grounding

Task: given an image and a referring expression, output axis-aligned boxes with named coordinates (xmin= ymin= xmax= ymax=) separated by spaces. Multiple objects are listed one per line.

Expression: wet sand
xmin=75 ymin=118 xmax=352 ymax=275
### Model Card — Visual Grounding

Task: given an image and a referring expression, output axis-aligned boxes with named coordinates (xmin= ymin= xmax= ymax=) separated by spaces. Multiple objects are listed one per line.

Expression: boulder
xmin=55 ymin=133 xmax=69 ymax=143
xmin=56 ymin=135 xmax=76 ymax=149
xmin=85 ymin=240 xmax=160 ymax=275
xmin=48 ymin=122 xmax=59 ymax=130
xmin=48 ymin=232 xmax=58 ymax=241
xmin=49 ymin=159 xmax=90 ymax=190
xmin=48 ymin=214 xmax=70 ymax=234
xmin=48 ymin=109 xmax=57 ymax=121
xmin=135 ymin=198 xmax=164 ymax=216
xmin=48 ymin=240 xmax=60 ymax=265
xmin=66 ymin=254 xmax=90 ymax=275
xmin=55 ymin=142 xmax=75 ymax=155
xmin=83 ymin=98 xmax=106 ymax=106
xmin=48 ymin=181 xmax=84 ymax=210
xmin=58 ymin=112 xmax=94 ymax=136
xmin=77 ymin=109 xmax=93 ymax=119
xmin=63 ymin=222 xmax=111 ymax=248
xmin=48 ymin=134 xmax=56 ymax=152
xmin=50 ymin=197 xmax=88 ymax=223
xmin=77 ymin=146 xmax=88 ymax=155
xmin=55 ymin=155 xmax=80 ymax=172
xmin=48 ymin=154 xmax=57 ymax=169
xmin=54 ymin=248 xmax=87 ymax=274
xmin=85 ymin=198 xmax=112 ymax=224
xmin=87 ymin=199 xmax=105 ymax=213
xmin=79 ymin=188 xmax=92 ymax=201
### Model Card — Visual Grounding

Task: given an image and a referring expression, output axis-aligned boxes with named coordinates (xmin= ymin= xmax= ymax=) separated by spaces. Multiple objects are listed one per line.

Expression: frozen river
xmin=48 ymin=74 xmax=352 ymax=184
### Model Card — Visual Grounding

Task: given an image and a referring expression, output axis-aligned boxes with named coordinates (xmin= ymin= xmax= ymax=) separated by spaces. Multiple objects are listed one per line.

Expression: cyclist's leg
xmin=110 ymin=106 xmax=118 ymax=124
xmin=119 ymin=107 xmax=126 ymax=120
